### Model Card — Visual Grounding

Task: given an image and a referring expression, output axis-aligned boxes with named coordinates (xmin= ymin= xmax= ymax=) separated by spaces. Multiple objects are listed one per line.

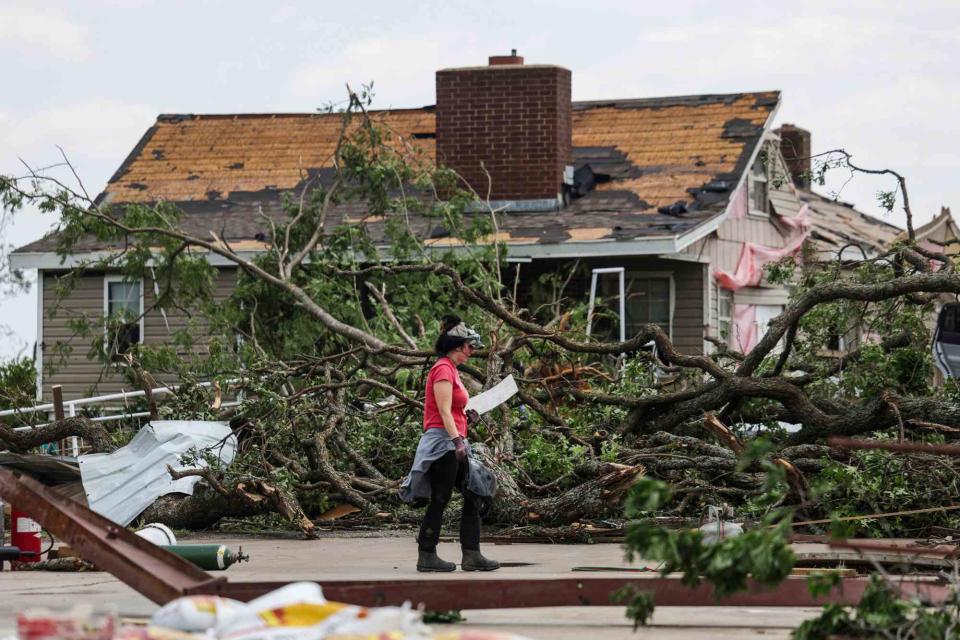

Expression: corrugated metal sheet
xmin=78 ymin=420 xmax=236 ymax=526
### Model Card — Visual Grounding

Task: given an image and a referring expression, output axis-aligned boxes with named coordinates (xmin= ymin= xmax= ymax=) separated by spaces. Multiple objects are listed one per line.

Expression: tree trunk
xmin=472 ymin=444 xmax=645 ymax=525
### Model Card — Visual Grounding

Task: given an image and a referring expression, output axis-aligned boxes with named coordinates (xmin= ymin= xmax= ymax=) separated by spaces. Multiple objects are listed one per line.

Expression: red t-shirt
xmin=423 ymin=357 xmax=469 ymax=437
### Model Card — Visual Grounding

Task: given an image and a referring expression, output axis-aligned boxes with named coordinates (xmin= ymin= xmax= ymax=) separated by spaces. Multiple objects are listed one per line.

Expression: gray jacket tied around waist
xmin=398 ymin=429 xmax=497 ymax=509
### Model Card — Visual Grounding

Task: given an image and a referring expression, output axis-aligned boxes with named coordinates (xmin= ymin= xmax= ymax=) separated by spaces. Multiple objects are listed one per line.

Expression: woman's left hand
xmin=466 ymin=409 xmax=480 ymax=427
xmin=452 ymin=436 xmax=468 ymax=462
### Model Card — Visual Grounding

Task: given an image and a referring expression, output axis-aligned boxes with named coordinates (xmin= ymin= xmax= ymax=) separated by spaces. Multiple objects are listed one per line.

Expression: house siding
xmin=41 ymin=268 xmax=237 ymax=400
xmin=684 ymin=201 xmax=796 ymax=342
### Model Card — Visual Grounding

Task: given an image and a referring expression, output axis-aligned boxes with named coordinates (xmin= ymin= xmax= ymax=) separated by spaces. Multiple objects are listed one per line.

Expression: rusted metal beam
xmin=1 ymin=467 xmax=953 ymax=611
xmin=829 ymin=436 xmax=960 ymax=457
xmin=209 ymin=576 xmax=951 ymax=609
xmin=0 ymin=468 xmax=223 ymax=604
xmin=831 ymin=538 xmax=960 ymax=559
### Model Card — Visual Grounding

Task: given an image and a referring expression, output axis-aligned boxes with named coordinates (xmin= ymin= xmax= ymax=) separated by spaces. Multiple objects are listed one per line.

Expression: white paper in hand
xmin=466 ymin=375 xmax=519 ymax=415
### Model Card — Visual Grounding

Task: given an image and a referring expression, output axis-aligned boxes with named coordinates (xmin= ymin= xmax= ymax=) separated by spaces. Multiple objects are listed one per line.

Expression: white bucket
xmin=135 ymin=522 xmax=177 ymax=546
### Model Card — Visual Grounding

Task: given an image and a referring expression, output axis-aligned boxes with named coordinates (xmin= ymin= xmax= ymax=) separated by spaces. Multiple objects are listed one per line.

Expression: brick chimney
xmin=776 ymin=124 xmax=812 ymax=189
xmin=435 ymin=51 xmax=572 ymax=203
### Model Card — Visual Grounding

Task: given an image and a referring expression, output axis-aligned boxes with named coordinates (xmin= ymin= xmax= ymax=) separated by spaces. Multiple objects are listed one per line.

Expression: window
xmin=596 ymin=273 xmax=672 ymax=341
xmin=748 ymin=157 xmax=768 ymax=215
xmin=826 ymin=332 xmax=846 ymax=352
xmin=104 ymin=277 xmax=142 ymax=356
xmin=625 ymin=276 xmax=671 ymax=338
xmin=717 ymin=288 xmax=733 ymax=344
xmin=755 ymin=305 xmax=783 ymax=341
xmin=755 ymin=304 xmax=784 ymax=353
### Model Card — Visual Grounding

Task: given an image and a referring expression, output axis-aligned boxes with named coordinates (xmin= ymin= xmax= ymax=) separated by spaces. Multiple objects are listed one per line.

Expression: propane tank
xmin=10 ymin=506 xmax=41 ymax=568
xmin=162 ymin=544 xmax=249 ymax=571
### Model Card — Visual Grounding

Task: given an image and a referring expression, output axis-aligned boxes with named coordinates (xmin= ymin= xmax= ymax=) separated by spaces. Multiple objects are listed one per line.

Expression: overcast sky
xmin=1 ymin=0 xmax=958 ymax=360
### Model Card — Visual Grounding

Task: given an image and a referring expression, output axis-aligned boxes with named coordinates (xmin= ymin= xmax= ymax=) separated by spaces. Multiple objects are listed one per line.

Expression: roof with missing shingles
xmin=800 ymin=190 xmax=901 ymax=258
xmin=16 ymin=91 xmax=780 ymax=254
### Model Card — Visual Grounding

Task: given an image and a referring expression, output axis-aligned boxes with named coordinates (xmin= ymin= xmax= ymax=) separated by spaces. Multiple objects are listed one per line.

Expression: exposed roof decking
xmin=800 ymin=190 xmax=901 ymax=258
xmin=16 ymin=91 xmax=779 ymax=256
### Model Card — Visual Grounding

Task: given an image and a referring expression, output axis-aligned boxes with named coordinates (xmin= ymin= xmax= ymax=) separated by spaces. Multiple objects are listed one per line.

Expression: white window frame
xmin=748 ymin=157 xmax=769 ymax=218
xmin=717 ymin=287 xmax=733 ymax=347
xmin=587 ymin=267 xmax=626 ymax=343
xmin=103 ymin=275 xmax=145 ymax=353
xmin=754 ymin=304 xmax=785 ymax=354
xmin=35 ymin=270 xmax=44 ymax=400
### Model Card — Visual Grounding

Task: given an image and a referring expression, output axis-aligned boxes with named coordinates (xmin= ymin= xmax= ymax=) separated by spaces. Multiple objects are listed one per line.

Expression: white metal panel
xmin=77 ymin=420 xmax=236 ymax=526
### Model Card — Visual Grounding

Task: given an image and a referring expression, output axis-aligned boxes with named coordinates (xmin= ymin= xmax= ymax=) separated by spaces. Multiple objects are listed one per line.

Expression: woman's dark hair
xmin=435 ymin=314 xmax=469 ymax=355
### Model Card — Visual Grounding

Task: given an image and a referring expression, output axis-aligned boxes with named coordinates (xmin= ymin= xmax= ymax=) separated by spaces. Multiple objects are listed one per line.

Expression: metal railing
xmin=0 ymin=380 xmax=239 ymax=449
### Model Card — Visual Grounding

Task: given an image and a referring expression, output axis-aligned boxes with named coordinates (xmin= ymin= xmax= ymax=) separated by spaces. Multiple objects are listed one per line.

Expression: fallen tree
xmin=3 ymin=90 xmax=959 ymax=535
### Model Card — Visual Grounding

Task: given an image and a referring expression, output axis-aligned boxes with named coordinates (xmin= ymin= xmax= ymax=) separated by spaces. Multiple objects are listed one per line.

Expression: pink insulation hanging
xmin=714 ymin=183 xmax=813 ymax=352
xmin=715 ymin=203 xmax=811 ymax=292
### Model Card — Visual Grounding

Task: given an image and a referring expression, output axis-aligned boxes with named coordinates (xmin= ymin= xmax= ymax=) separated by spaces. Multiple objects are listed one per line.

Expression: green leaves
xmin=517 ymin=433 xmax=585 ymax=487
xmin=0 ymin=358 xmax=36 ymax=421
xmin=619 ymin=438 xmax=799 ymax=629
xmin=806 ymin=570 xmax=841 ymax=598
xmin=814 ymin=444 xmax=960 ymax=538
xmin=613 ymin=586 xmax=655 ymax=629
xmin=621 ymin=475 xmax=795 ymax=629
xmin=624 ymin=477 xmax=672 ymax=515
xmin=793 ymin=574 xmax=960 ymax=639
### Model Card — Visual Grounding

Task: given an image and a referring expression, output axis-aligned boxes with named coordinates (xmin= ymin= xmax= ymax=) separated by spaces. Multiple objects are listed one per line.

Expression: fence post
xmin=52 ymin=386 xmax=65 ymax=422
xmin=69 ymin=404 xmax=78 ymax=457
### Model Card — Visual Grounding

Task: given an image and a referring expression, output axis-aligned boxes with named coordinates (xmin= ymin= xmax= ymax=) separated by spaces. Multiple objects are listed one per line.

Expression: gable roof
xmin=906 ymin=206 xmax=960 ymax=255
xmin=14 ymin=91 xmax=780 ymax=260
xmin=764 ymin=144 xmax=903 ymax=261
xmin=800 ymin=190 xmax=901 ymax=259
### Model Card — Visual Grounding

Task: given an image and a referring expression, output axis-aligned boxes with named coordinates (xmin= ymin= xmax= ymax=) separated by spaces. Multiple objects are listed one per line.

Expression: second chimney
xmin=435 ymin=52 xmax=572 ymax=203
xmin=776 ymin=124 xmax=812 ymax=189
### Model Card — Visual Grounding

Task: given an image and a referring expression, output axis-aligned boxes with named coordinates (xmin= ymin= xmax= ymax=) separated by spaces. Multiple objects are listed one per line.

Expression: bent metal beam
xmin=0 ymin=468 xmax=950 ymax=609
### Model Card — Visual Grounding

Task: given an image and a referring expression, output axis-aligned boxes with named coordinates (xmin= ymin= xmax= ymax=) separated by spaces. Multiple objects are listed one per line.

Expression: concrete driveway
xmin=0 ymin=534 xmax=821 ymax=639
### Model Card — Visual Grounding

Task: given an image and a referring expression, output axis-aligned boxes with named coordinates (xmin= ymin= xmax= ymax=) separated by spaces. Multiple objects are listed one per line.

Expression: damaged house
xmin=10 ymin=53 xmax=910 ymax=400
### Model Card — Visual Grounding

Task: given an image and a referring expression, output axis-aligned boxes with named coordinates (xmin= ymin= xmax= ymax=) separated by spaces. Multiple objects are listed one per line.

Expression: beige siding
xmin=716 ymin=214 xmax=787 ymax=247
xmin=685 ymin=236 xmax=746 ymax=274
xmin=683 ymin=231 xmax=793 ymax=343
xmin=41 ymin=268 xmax=237 ymax=400
xmin=141 ymin=268 xmax=238 ymax=354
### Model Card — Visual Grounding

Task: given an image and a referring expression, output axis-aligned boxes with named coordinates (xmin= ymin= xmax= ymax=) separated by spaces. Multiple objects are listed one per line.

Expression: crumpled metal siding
xmin=78 ymin=420 xmax=236 ymax=526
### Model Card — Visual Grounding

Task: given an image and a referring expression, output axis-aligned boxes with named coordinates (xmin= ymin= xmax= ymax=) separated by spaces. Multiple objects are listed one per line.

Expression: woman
xmin=406 ymin=315 xmax=500 ymax=572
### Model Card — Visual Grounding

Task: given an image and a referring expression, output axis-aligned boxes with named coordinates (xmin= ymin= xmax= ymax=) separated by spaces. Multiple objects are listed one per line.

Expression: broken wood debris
xmin=828 ymin=436 xmax=960 ymax=457
xmin=791 ymin=504 xmax=960 ymax=528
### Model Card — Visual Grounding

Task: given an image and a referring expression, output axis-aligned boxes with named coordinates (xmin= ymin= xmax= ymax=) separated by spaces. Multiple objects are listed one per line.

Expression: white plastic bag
xmin=216 ymin=582 xmax=361 ymax=640
xmin=150 ymin=595 xmax=244 ymax=632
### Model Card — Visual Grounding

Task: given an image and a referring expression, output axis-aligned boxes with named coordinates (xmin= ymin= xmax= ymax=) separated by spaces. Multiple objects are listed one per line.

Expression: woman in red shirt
xmin=415 ymin=315 xmax=500 ymax=572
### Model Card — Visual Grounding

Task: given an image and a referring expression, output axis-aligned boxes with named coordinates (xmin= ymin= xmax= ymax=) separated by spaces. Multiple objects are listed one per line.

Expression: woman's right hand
xmin=452 ymin=436 xmax=467 ymax=462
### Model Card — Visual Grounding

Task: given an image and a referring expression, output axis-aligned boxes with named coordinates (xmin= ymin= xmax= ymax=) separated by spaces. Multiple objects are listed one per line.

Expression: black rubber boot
xmin=459 ymin=515 xmax=481 ymax=550
xmin=417 ymin=549 xmax=456 ymax=572
xmin=418 ymin=515 xmax=443 ymax=552
xmin=461 ymin=548 xmax=500 ymax=572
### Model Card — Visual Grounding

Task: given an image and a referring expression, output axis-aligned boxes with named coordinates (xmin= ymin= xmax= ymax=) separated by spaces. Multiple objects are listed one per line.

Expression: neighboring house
xmin=14 ymin=52 xmax=836 ymax=400
xmin=774 ymin=124 xmax=902 ymax=262
xmin=773 ymin=125 xmax=960 ymax=358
